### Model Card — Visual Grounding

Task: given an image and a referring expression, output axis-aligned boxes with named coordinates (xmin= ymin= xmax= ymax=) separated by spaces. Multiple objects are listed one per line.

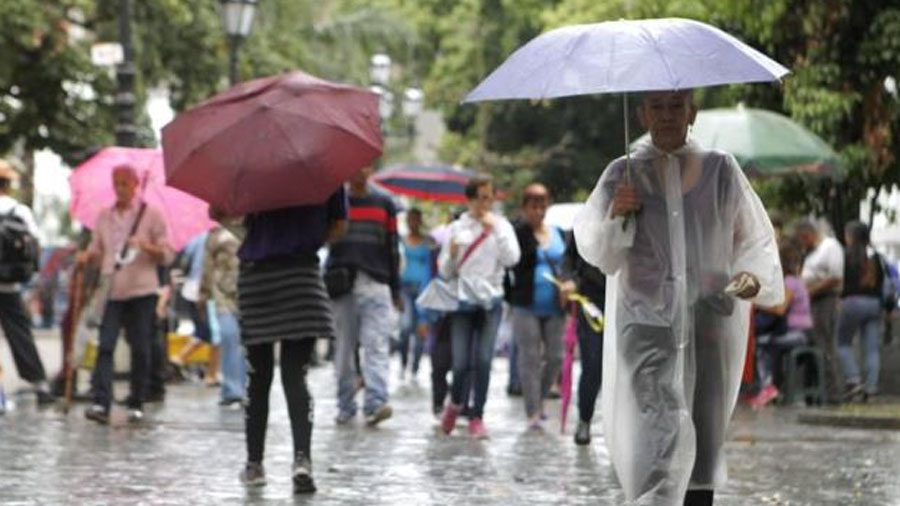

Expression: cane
xmin=61 ymin=263 xmax=86 ymax=413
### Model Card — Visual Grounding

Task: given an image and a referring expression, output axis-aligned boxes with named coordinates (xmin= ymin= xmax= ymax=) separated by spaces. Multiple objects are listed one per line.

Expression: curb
xmin=798 ymin=410 xmax=900 ymax=430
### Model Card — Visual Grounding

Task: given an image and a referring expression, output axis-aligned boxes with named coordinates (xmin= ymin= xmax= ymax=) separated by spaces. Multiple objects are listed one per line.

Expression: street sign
xmin=90 ymin=43 xmax=124 ymax=66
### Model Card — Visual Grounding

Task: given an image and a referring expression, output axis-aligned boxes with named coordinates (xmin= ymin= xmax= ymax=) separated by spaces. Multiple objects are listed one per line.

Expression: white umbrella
xmin=464 ymin=18 xmax=788 ymax=101
xmin=463 ymin=18 xmax=790 ymax=181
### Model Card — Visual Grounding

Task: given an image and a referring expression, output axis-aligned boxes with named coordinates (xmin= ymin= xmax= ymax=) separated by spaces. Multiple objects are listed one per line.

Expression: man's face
xmin=112 ymin=169 xmax=138 ymax=205
xmin=796 ymin=230 xmax=815 ymax=249
xmin=350 ymin=165 xmax=373 ymax=186
xmin=638 ymin=91 xmax=697 ymax=152
xmin=467 ymin=183 xmax=494 ymax=216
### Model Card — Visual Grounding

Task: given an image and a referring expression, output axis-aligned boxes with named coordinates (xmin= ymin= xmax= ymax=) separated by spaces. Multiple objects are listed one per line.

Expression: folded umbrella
xmin=560 ymin=307 xmax=578 ymax=434
xmin=69 ymin=147 xmax=216 ymax=251
xmin=162 ymin=71 xmax=383 ymax=216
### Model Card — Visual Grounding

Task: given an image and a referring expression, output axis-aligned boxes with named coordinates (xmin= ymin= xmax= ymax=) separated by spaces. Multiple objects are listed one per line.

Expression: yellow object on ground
xmin=167 ymin=333 xmax=211 ymax=364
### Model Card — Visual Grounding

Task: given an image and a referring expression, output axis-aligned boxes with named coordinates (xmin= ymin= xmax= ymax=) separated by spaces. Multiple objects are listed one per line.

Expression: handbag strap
xmin=114 ymin=202 xmax=148 ymax=271
xmin=457 ymin=226 xmax=491 ymax=269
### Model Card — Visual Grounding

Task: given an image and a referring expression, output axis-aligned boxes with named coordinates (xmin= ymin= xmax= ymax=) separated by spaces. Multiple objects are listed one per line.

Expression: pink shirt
xmin=87 ymin=201 xmax=174 ymax=301
xmin=785 ymin=275 xmax=814 ymax=331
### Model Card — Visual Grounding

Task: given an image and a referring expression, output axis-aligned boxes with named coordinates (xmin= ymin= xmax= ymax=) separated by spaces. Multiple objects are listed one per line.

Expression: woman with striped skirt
xmin=215 ymin=187 xmax=347 ymax=495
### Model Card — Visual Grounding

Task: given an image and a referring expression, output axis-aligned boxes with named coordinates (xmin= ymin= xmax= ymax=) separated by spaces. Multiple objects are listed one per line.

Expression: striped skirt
xmin=237 ymin=255 xmax=335 ymax=346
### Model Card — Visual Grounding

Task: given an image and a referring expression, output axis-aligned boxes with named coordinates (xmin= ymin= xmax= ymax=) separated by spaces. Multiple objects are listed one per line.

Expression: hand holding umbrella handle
xmin=542 ymin=273 xmax=605 ymax=332
xmin=612 ymin=183 xmax=641 ymax=230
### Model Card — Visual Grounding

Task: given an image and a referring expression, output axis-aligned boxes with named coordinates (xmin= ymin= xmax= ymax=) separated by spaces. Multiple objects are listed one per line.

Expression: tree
xmin=0 ymin=1 xmax=116 ymax=204
xmin=712 ymin=2 xmax=900 ymax=233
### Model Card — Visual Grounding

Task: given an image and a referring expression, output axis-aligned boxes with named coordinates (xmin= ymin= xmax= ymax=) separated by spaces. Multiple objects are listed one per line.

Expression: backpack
xmin=0 ymin=207 xmax=39 ymax=283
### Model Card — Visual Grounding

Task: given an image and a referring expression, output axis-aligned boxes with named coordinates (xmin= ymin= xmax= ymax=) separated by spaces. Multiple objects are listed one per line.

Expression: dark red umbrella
xmin=162 ymin=71 xmax=382 ymax=215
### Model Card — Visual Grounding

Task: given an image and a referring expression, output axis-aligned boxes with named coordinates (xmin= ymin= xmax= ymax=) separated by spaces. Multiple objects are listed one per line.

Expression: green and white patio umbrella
xmin=635 ymin=104 xmax=840 ymax=177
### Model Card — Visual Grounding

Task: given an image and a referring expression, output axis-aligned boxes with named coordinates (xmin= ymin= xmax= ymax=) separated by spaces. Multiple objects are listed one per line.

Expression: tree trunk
xmin=19 ymin=148 xmax=35 ymax=209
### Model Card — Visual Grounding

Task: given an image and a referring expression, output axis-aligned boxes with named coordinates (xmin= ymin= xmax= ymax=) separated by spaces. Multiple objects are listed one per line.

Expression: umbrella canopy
xmin=634 ymin=105 xmax=839 ymax=177
xmin=371 ymin=163 xmax=476 ymax=203
xmin=162 ymin=70 xmax=383 ymax=216
xmin=465 ymin=17 xmax=789 ymax=102
xmin=70 ymin=147 xmax=216 ymax=251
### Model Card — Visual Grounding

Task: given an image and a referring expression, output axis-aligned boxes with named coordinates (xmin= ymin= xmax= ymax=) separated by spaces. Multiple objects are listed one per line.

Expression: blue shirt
xmin=183 ymin=232 xmax=209 ymax=282
xmin=531 ymin=227 xmax=566 ymax=316
xmin=238 ymin=187 xmax=348 ymax=262
xmin=401 ymin=241 xmax=433 ymax=289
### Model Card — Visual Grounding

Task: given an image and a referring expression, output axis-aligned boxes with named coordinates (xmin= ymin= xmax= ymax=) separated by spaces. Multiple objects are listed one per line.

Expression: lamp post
xmin=368 ymin=53 xmax=424 ymax=143
xmin=220 ymin=0 xmax=258 ymax=85
xmin=115 ymin=0 xmax=136 ymax=147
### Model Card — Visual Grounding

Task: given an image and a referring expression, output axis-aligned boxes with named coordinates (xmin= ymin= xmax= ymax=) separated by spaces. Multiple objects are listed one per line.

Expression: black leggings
xmin=576 ymin=309 xmax=603 ymax=423
xmin=430 ymin=316 xmax=452 ymax=411
xmin=245 ymin=339 xmax=316 ymax=464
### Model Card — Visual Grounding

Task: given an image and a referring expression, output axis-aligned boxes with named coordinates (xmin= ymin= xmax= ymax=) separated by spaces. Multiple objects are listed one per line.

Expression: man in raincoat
xmin=574 ymin=90 xmax=783 ymax=506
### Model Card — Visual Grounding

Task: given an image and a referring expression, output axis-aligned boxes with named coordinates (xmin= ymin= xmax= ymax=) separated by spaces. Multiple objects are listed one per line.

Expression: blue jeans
xmin=449 ymin=303 xmax=502 ymax=419
xmin=755 ymin=329 xmax=808 ymax=389
xmin=215 ymin=311 xmax=246 ymax=401
xmin=399 ymin=283 xmax=426 ymax=374
xmin=836 ymin=295 xmax=883 ymax=394
xmin=332 ymin=276 xmax=393 ymax=416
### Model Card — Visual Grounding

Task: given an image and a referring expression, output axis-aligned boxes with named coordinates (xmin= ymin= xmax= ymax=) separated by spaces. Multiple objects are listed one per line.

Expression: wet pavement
xmin=2 ymin=336 xmax=900 ymax=505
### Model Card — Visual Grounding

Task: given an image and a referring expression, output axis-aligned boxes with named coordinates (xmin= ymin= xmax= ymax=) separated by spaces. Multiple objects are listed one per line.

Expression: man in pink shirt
xmin=79 ymin=164 xmax=173 ymax=424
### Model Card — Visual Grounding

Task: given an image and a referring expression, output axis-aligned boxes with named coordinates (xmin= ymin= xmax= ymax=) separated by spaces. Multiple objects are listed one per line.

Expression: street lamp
xmin=370 ymin=53 xmax=392 ymax=86
xmin=369 ymin=53 xmax=423 ymax=141
xmin=220 ymin=0 xmax=258 ymax=85
xmin=115 ymin=0 xmax=136 ymax=147
xmin=402 ymin=87 xmax=424 ymax=138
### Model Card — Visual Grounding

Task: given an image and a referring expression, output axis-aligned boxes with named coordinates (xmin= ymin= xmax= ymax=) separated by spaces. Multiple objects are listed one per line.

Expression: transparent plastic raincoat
xmin=573 ymin=139 xmax=783 ymax=505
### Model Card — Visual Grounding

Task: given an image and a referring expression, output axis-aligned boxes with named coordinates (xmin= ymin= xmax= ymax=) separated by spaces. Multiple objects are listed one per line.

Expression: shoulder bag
xmin=416 ymin=227 xmax=491 ymax=312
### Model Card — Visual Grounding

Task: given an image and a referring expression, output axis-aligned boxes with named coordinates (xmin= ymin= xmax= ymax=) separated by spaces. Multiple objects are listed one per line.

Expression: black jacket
xmin=562 ymin=231 xmax=606 ymax=307
xmin=505 ymin=221 xmax=565 ymax=307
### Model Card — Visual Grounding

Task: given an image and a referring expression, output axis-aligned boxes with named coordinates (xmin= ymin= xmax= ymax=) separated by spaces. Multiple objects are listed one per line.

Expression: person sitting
xmin=750 ymin=243 xmax=813 ymax=407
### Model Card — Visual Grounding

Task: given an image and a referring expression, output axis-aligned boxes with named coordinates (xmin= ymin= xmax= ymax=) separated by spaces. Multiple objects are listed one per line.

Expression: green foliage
xmin=407 ymin=0 xmax=900 ymax=229
xmin=3 ymin=0 xmax=898 ymax=230
xmin=0 ymin=1 xmax=115 ymax=165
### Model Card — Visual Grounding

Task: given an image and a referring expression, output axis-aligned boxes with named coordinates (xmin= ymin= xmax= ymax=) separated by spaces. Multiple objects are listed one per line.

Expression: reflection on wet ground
xmin=1 ymin=362 xmax=899 ymax=505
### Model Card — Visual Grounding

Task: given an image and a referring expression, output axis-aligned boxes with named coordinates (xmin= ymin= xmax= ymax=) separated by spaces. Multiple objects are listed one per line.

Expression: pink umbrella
xmin=162 ymin=70 xmax=383 ymax=216
xmin=70 ymin=147 xmax=216 ymax=251
xmin=560 ymin=305 xmax=579 ymax=434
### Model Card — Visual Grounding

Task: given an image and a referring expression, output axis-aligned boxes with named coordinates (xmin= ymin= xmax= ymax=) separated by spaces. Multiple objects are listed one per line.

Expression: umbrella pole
xmin=621 ymin=93 xmax=635 ymax=230
xmin=624 ymin=92 xmax=631 ymax=184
